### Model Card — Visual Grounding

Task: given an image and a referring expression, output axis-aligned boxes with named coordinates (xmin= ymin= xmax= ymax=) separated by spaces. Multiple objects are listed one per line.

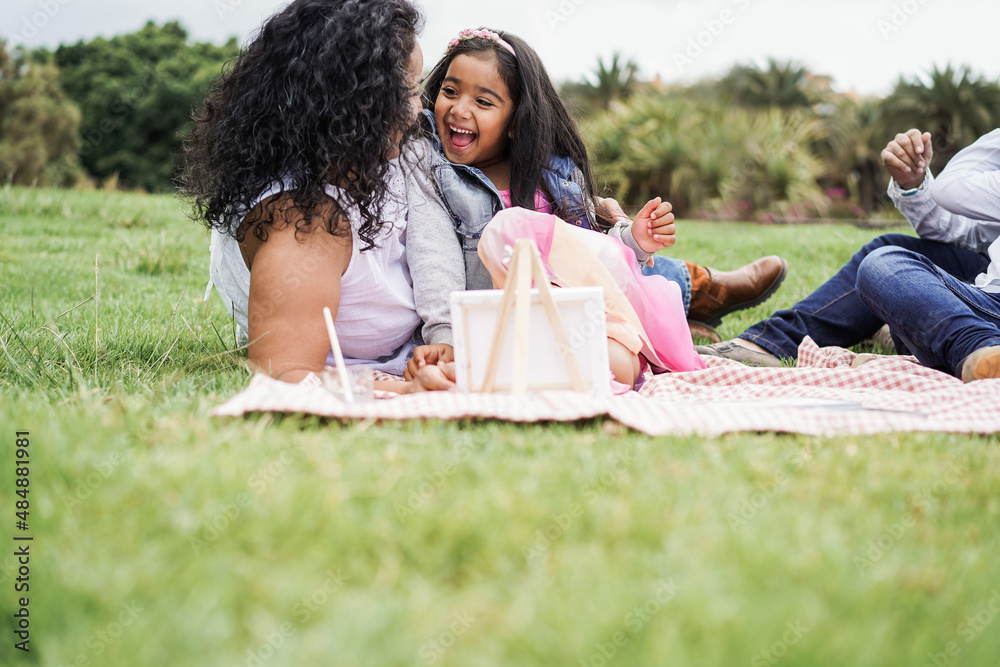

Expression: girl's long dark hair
xmin=180 ymin=0 xmax=422 ymax=249
xmin=421 ymin=29 xmax=614 ymax=231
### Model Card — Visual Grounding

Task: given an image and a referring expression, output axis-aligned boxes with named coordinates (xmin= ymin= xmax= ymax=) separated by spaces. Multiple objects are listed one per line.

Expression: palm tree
xmin=718 ymin=58 xmax=819 ymax=109
xmin=814 ymin=96 xmax=886 ymax=213
xmin=718 ymin=108 xmax=828 ymax=218
xmin=591 ymin=52 xmax=638 ymax=110
xmin=584 ymin=94 xmax=696 ymax=209
xmin=584 ymin=92 xmax=828 ymax=218
xmin=563 ymin=52 xmax=640 ymax=115
xmin=880 ymin=64 xmax=1000 ymax=170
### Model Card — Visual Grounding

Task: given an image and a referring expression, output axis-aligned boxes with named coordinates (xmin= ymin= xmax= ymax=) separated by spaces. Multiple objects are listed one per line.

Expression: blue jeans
xmin=738 ymin=234 xmax=990 ymax=359
xmin=856 ymin=246 xmax=1000 ymax=376
xmin=641 ymin=256 xmax=691 ymax=312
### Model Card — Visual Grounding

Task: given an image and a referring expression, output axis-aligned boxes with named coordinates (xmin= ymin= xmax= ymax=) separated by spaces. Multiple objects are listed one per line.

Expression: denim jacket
xmin=420 ymin=110 xmax=596 ymax=289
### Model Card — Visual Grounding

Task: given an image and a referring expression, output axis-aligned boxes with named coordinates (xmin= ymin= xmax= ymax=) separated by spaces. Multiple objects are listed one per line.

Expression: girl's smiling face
xmin=434 ymin=53 xmax=514 ymax=174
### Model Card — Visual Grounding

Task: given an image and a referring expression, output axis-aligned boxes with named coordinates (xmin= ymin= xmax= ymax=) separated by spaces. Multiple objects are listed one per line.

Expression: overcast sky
xmin=4 ymin=0 xmax=997 ymax=95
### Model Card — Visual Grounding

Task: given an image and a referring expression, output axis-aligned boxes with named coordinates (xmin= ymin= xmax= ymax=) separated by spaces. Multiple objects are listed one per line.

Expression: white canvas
xmin=450 ymin=287 xmax=610 ymax=396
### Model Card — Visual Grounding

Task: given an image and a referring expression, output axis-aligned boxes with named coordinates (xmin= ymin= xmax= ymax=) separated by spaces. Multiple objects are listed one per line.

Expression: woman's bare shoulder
xmin=241 ymin=191 xmax=351 ymax=268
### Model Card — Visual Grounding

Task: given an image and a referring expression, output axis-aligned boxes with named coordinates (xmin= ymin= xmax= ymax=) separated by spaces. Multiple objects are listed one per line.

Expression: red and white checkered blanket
xmin=212 ymin=337 xmax=1000 ymax=436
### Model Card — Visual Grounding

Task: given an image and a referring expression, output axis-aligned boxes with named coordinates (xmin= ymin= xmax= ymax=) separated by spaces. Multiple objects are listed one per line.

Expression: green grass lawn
xmin=2 ymin=186 xmax=999 ymax=667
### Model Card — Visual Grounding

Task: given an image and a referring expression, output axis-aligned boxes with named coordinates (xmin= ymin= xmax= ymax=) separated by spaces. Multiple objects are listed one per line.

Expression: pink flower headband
xmin=447 ymin=28 xmax=516 ymax=57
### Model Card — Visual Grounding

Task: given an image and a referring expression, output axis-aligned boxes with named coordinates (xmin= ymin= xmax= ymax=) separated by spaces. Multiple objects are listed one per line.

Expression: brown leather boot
xmin=686 ymin=256 xmax=787 ymax=327
xmin=688 ymin=320 xmax=722 ymax=343
xmin=960 ymin=346 xmax=1000 ymax=382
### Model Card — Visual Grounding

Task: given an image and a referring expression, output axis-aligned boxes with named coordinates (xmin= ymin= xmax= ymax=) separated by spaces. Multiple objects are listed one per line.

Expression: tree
xmin=813 ymin=96 xmax=887 ymax=213
xmin=53 ymin=21 xmax=238 ymax=191
xmin=585 ymin=94 xmax=696 ymax=208
xmin=880 ymin=64 xmax=1000 ymax=171
xmin=562 ymin=52 xmax=639 ymax=116
xmin=584 ymin=93 xmax=826 ymax=218
xmin=0 ymin=41 xmax=82 ymax=186
xmin=589 ymin=52 xmax=638 ymax=110
xmin=717 ymin=108 xmax=827 ymax=218
xmin=719 ymin=58 xmax=820 ymax=109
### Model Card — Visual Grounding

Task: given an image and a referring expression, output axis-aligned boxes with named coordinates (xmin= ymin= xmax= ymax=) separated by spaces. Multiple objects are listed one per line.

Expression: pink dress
xmin=497 ymin=189 xmax=553 ymax=214
xmin=476 ymin=207 xmax=705 ymax=375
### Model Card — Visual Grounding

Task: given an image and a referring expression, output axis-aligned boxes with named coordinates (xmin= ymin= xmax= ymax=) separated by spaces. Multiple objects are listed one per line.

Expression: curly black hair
xmin=421 ymin=28 xmax=614 ymax=231
xmin=180 ymin=0 xmax=422 ymax=250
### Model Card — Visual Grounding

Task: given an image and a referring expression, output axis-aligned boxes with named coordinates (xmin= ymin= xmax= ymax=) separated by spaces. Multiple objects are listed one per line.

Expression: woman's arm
xmin=246 ymin=198 xmax=352 ymax=383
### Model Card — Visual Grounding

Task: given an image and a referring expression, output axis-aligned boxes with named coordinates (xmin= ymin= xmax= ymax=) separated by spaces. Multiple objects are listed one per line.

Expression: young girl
xmin=409 ymin=28 xmax=785 ymax=324
xmin=183 ymin=0 xmax=455 ymax=392
xmin=417 ymin=28 xmax=675 ymax=292
xmin=406 ymin=28 xmax=709 ymax=387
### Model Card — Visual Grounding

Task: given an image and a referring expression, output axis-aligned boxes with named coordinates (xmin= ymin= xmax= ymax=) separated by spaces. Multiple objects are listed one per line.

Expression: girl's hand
xmin=405 ymin=344 xmax=455 ymax=380
xmin=402 ymin=362 xmax=457 ymax=393
xmin=630 ymin=197 xmax=676 ymax=253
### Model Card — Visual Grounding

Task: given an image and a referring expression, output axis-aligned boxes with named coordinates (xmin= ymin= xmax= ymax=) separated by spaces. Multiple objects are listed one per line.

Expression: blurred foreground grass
xmin=1 ymin=186 xmax=998 ymax=666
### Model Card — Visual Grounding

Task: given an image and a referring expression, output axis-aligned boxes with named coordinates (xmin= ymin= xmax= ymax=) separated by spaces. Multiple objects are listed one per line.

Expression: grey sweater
xmin=400 ymin=140 xmax=465 ymax=347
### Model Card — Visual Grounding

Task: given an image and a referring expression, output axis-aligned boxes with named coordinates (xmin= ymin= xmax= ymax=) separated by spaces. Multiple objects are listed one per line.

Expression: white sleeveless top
xmin=205 ymin=161 xmax=421 ymax=374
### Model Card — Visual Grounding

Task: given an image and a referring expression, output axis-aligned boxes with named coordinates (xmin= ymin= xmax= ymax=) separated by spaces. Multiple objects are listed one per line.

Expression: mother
xmin=181 ymin=0 xmax=456 ymax=390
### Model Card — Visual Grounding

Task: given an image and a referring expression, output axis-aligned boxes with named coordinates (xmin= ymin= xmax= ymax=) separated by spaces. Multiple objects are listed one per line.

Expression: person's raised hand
xmin=630 ymin=197 xmax=676 ymax=253
xmin=404 ymin=344 xmax=454 ymax=380
xmin=881 ymin=129 xmax=933 ymax=190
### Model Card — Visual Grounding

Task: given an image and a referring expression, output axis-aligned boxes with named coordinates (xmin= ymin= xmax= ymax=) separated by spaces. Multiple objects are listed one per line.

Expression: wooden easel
xmin=480 ymin=239 xmax=586 ymax=395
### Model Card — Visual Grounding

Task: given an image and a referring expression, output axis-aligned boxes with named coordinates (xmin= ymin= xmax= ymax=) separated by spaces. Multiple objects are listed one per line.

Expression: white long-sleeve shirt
xmin=888 ymin=128 xmax=1000 ymax=292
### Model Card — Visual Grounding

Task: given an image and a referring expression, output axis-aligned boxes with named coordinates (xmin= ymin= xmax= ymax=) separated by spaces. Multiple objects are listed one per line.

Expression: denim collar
xmin=420 ymin=109 xmax=500 ymax=196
